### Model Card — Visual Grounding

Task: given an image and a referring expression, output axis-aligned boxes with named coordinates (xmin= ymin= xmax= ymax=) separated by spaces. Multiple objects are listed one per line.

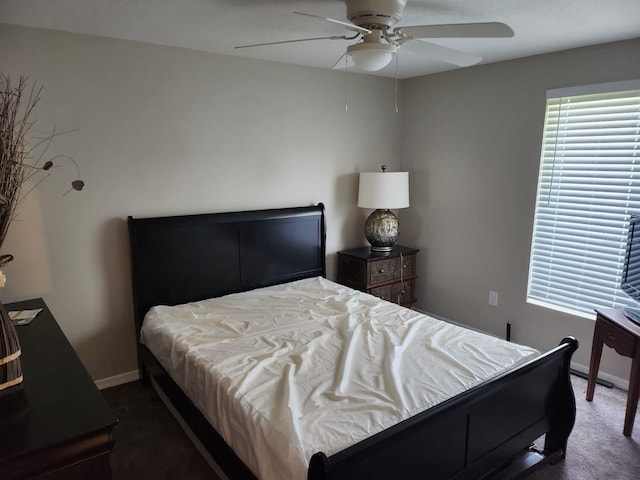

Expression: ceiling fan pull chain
xmin=394 ymin=48 xmax=400 ymax=113
xmin=345 ymin=51 xmax=349 ymax=112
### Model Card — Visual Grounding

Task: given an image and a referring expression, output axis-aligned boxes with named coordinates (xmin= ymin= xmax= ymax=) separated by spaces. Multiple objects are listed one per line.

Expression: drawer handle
xmin=379 ymin=269 xmax=385 ymax=274
xmin=403 ymin=264 xmax=407 ymax=268
xmin=607 ymin=334 xmax=617 ymax=341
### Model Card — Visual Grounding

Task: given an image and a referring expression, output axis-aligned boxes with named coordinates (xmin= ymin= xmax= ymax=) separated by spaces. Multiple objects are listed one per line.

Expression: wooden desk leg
xmin=586 ymin=326 xmax=604 ymax=402
xmin=624 ymin=352 xmax=640 ymax=436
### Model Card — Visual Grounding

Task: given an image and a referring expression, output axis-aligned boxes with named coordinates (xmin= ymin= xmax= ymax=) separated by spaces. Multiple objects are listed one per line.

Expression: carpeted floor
xmin=102 ymin=375 xmax=640 ymax=479
xmin=527 ymin=376 xmax=640 ymax=480
xmin=102 ymin=380 xmax=216 ymax=480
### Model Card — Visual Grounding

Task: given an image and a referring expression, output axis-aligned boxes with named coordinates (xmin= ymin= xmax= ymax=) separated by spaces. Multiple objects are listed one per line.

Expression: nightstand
xmin=337 ymin=245 xmax=419 ymax=308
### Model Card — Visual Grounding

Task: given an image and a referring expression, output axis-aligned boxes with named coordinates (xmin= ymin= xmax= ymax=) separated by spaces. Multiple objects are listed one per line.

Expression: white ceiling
xmin=1 ymin=0 xmax=639 ymax=79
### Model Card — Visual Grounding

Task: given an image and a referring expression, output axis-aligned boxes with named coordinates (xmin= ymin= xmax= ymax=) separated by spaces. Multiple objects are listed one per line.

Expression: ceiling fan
xmin=236 ymin=0 xmax=514 ymax=72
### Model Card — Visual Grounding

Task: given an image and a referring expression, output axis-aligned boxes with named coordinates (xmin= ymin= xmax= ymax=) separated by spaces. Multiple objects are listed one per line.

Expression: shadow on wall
xmin=397 ymin=168 xmax=426 ymax=247
xmin=90 ymin=217 xmax=138 ymax=378
xmin=336 ymin=172 xmax=370 ymax=248
xmin=101 ymin=217 xmax=134 ymax=312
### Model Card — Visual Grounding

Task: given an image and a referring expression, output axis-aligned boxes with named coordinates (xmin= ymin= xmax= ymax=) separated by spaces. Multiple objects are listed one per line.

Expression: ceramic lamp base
xmin=364 ymin=209 xmax=399 ymax=253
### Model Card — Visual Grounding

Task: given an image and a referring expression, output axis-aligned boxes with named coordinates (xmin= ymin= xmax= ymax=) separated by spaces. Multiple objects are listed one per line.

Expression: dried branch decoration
xmin=0 ymin=74 xmax=84 ymax=252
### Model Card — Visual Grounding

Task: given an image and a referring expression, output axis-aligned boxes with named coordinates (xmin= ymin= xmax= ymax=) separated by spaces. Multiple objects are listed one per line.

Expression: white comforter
xmin=141 ymin=276 xmax=540 ymax=480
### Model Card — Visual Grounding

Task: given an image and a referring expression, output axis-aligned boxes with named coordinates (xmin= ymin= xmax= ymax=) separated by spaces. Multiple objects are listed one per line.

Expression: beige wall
xmin=0 ymin=24 xmax=402 ymax=380
xmin=2 ymin=22 xmax=639 ymax=386
xmin=401 ymin=38 xmax=640 ymax=384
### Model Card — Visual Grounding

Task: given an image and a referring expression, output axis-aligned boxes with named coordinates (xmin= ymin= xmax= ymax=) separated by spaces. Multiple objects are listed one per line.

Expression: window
xmin=527 ymin=80 xmax=640 ymax=318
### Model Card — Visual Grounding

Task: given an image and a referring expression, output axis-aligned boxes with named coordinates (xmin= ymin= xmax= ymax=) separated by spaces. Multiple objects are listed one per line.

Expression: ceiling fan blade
xmin=293 ymin=11 xmax=371 ymax=35
xmin=398 ymin=22 xmax=514 ymax=39
xmin=235 ymin=35 xmax=349 ymax=49
xmin=401 ymin=39 xmax=482 ymax=67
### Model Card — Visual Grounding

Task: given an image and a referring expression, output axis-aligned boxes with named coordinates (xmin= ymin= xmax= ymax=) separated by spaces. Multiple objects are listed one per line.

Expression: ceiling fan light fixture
xmin=347 ymin=42 xmax=397 ymax=71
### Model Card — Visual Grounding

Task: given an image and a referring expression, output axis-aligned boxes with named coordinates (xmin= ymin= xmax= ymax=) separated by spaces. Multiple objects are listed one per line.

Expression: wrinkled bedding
xmin=141 ymin=276 xmax=540 ymax=480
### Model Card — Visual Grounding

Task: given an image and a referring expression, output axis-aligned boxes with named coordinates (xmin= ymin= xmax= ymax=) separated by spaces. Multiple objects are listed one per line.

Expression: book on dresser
xmin=337 ymin=245 xmax=419 ymax=308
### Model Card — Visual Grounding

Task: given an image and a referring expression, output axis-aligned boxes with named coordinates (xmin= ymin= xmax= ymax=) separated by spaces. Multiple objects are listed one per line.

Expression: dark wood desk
xmin=0 ymin=298 xmax=118 ymax=479
xmin=587 ymin=308 xmax=640 ymax=436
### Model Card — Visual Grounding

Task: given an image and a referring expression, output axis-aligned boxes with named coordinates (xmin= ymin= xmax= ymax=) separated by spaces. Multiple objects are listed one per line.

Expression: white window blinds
xmin=527 ymin=80 xmax=640 ymax=317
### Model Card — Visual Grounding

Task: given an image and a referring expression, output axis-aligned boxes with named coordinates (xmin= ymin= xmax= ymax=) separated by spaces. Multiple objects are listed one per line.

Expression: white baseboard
xmin=569 ymin=361 xmax=628 ymax=391
xmin=95 ymin=369 xmax=140 ymax=390
xmin=416 ymin=309 xmax=629 ymax=391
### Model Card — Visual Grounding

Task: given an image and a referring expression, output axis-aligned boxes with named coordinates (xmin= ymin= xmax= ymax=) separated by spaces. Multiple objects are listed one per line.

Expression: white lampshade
xmin=358 ymin=171 xmax=409 ymax=209
xmin=347 ymin=42 xmax=397 ymax=72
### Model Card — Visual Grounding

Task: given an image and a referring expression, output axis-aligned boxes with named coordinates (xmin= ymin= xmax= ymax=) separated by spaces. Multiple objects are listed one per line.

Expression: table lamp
xmin=358 ymin=166 xmax=409 ymax=253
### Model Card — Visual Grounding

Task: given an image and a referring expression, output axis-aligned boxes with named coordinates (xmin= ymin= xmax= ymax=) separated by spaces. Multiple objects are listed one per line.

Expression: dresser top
xmin=0 ymin=298 xmax=117 ymax=468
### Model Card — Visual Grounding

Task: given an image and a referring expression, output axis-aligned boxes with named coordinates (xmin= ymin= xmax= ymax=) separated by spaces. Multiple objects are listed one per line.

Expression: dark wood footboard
xmin=308 ymin=337 xmax=579 ymax=480
xmin=140 ymin=336 xmax=577 ymax=480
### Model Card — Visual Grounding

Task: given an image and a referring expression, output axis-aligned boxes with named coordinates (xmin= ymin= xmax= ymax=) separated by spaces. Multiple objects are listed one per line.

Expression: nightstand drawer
xmin=369 ymin=254 xmax=416 ymax=285
xmin=370 ymin=279 xmax=416 ymax=306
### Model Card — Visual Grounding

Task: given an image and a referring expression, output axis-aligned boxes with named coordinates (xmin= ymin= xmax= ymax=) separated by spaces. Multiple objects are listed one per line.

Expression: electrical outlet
xmin=488 ymin=290 xmax=498 ymax=307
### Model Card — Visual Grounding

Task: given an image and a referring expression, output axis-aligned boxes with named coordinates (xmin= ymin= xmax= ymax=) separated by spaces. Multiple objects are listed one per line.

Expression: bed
xmin=128 ymin=203 xmax=579 ymax=480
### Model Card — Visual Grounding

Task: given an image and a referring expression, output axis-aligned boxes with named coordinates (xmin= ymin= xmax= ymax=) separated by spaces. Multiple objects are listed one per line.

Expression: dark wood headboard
xmin=128 ymin=203 xmax=326 ymax=335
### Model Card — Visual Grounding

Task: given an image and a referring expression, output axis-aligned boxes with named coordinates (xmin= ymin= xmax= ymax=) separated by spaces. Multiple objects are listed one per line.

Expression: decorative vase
xmin=0 ymin=301 xmax=23 ymax=392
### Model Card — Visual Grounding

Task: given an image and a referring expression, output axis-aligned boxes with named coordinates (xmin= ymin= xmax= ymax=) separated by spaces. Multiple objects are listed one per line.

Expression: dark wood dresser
xmin=337 ymin=245 xmax=419 ymax=308
xmin=0 ymin=298 xmax=117 ymax=479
